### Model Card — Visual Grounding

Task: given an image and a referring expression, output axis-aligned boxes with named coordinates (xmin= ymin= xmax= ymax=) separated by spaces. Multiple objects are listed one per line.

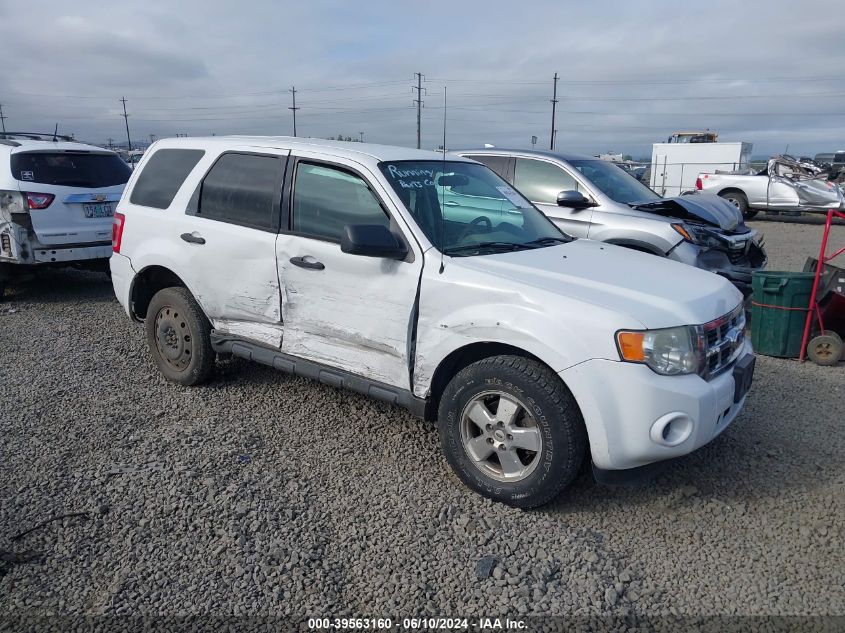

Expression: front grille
xmin=702 ymin=305 xmax=746 ymax=378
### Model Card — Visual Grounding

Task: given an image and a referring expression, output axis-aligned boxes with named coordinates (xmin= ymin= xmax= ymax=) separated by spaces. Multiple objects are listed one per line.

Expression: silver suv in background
xmin=454 ymin=148 xmax=767 ymax=296
xmin=0 ymin=132 xmax=131 ymax=297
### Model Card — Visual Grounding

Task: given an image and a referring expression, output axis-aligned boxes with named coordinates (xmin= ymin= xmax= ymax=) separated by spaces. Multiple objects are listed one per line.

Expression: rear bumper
xmin=30 ymin=242 xmax=112 ymax=263
xmin=560 ymin=339 xmax=753 ymax=471
xmin=109 ymin=252 xmax=134 ymax=318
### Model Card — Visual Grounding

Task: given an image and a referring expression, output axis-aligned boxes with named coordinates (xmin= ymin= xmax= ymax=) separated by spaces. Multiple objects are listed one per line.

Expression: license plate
xmin=732 ymin=354 xmax=755 ymax=402
xmin=83 ymin=203 xmax=114 ymax=218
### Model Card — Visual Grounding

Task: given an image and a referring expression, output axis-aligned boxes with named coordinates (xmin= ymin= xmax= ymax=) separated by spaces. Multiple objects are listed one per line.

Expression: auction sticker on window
xmin=496 ymin=185 xmax=531 ymax=208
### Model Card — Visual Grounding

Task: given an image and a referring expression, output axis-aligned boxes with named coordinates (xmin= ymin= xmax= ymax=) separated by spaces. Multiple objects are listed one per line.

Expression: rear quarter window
xmin=11 ymin=152 xmax=131 ymax=188
xmin=130 ymin=149 xmax=205 ymax=209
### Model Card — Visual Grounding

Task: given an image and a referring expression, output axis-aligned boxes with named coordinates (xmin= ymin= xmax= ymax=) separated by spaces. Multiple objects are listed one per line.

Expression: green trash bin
xmin=750 ymin=271 xmax=816 ymax=358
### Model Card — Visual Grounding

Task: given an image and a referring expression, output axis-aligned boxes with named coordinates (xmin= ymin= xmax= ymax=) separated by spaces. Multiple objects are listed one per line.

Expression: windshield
xmin=568 ymin=159 xmax=660 ymax=205
xmin=380 ymin=160 xmax=568 ymax=256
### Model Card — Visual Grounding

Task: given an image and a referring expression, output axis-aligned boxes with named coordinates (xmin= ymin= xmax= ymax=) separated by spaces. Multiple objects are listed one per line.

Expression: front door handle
xmin=181 ymin=232 xmax=206 ymax=245
xmin=290 ymin=256 xmax=325 ymax=271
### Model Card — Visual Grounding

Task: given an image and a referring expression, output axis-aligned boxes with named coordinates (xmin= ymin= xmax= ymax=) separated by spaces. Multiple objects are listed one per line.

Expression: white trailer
xmin=650 ymin=141 xmax=753 ymax=197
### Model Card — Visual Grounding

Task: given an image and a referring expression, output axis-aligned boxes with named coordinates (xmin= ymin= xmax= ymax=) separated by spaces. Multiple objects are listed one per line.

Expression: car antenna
xmin=439 ymin=85 xmax=446 ymax=274
xmin=52 ymin=123 xmax=58 ymax=142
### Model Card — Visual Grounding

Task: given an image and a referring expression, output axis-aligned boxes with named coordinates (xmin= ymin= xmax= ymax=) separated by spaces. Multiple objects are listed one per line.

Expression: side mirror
xmin=556 ymin=190 xmax=594 ymax=210
xmin=340 ymin=224 xmax=408 ymax=260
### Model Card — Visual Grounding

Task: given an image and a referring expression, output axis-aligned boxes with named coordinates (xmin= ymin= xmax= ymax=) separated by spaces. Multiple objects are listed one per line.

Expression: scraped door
xmin=276 ymin=157 xmax=421 ymax=388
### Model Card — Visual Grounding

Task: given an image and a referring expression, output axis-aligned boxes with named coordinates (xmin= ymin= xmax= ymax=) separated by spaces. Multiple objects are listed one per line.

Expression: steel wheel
xmin=153 ymin=305 xmax=193 ymax=372
xmin=459 ymin=390 xmax=542 ymax=482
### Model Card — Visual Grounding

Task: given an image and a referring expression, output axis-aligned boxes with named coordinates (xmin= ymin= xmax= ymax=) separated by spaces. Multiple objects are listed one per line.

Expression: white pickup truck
xmin=111 ymin=137 xmax=754 ymax=508
xmin=697 ymin=155 xmax=845 ymax=219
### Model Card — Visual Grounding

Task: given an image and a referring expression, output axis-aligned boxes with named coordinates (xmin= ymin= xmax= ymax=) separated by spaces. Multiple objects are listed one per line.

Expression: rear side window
xmin=198 ymin=153 xmax=280 ymax=230
xmin=11 ymin=152 xmax=131 ymax=188
xmin=466 ymin=155 xmax=509 ymax=180
xmin=291 ymin=162 xmax=389 ymax=242
xmin=130 ymin=149 xmax=205 ymax=209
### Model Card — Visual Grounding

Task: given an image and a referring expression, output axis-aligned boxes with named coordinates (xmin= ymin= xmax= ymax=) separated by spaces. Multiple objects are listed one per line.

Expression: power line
xmin=413 ymin=72 xmax=425 ymax=149
xmin=289 ymin=86 xmax=300 ymax=137
xmin=120 ymin=97 xmax=132 ymax=151
xmin=550 ymin=72 xmax=558 ymax=150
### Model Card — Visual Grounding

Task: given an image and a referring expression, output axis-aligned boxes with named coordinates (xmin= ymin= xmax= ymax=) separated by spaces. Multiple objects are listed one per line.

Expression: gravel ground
xmin=0 ymin=220 xmax=843 ymax=628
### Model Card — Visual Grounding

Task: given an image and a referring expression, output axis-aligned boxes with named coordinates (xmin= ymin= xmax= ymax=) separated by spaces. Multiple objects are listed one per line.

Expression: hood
xmin=450 ymin=239 xmax=742 ymax=330
xmin=631 ymin=194 xmax=743 ymax=231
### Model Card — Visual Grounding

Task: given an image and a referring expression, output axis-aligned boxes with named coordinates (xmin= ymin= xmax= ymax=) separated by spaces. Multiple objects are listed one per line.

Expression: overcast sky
xmin=1 ymin=0 xmax=843 ymax=157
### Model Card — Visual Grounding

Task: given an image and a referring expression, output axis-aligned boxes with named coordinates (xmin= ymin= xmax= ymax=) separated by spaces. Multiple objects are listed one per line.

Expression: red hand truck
xmin=799 ymin=208 xmax=845 ymax=364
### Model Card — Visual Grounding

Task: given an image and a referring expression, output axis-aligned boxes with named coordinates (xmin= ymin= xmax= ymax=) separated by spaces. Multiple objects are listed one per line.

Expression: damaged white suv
xmin=111 ymin=137 xmax=755 ymax=508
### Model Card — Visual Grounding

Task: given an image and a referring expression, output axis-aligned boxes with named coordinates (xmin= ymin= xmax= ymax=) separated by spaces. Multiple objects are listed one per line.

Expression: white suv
xmin=0 ymin=132 xmax=131 ymax=297
xmin=111 ymin=136 xmax=755 ymax=508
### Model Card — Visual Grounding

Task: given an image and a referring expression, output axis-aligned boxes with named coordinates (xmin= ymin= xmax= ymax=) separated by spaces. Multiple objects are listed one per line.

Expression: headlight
xmin=616 ymin=325 xmax=702 ymax=376
xmin=671 ymin=223 xmax=722 ymax=248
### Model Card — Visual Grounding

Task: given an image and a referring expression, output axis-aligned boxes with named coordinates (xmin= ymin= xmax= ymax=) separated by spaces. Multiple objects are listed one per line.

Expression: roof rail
xmin=0 ymin=139 xmax=22 ymax=147
xmin=0 ymin=132 xmax=76 ymax=142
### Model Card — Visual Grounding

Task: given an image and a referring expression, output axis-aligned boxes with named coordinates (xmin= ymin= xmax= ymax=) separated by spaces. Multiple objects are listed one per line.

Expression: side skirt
xmin=210 ymin=331 xmax=427 ymax=419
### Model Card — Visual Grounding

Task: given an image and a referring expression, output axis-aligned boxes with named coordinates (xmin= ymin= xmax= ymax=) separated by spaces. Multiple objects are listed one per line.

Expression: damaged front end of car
xmin=632 ymin=195 xmax=767 ymax=296
xmin=671 ymin=222 xmax=766 ymax=296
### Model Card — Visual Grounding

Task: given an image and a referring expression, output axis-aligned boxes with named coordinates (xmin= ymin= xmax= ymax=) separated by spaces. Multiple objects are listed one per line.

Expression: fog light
xmin=650 ymin=412 xmax=694 ymax=447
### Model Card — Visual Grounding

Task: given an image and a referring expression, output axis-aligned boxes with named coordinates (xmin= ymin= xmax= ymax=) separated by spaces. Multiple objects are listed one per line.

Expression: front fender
xmin=412 ymin=265 xmax=627 ymax=399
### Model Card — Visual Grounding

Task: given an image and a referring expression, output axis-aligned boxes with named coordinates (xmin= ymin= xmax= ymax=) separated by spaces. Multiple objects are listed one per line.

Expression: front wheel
xmin=807 ymin=331 xmax=843 ymax=366
xmin=437 ymin=355 xmax=587 ymax=508
xmin=145 ymin=287 xmax=214 ymax=385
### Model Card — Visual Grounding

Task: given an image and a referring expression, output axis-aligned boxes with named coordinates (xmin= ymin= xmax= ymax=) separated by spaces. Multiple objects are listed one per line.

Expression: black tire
xmin=807 ymin=331 xmax=843 ymax=366
xmin=719 ymin=190 xmax=757 ymax=220
xmin=145 ymin=287 xmax=214 ymax=385
xmin=437 ymin=355 xmax=587 ymax=509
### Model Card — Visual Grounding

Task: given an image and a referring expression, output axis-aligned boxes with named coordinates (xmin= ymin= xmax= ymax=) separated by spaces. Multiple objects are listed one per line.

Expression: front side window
xmin=12 ymin=151 xmax=131 ymax=189
xmin=198 ymin=153 xmax=279 ymax=229
xmin=380 ymin=160 xmax=567 ymax=256
xmin=568 ymin=159 xmax=660 ymax=204
xmin=513 ymin=158 xmax=579 ymax=204
xmin=291 ymin=162 xmax=389 ymax=241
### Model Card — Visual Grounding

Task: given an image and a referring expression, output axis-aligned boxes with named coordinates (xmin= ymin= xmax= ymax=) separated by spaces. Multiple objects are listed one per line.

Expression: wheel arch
xmin=129 ymin=265 xmax=189 ymax=321
xmin=425 ymin=341 xmax=561 ymax=421
xmin=717 ymin=187 xmax=747 ymax=198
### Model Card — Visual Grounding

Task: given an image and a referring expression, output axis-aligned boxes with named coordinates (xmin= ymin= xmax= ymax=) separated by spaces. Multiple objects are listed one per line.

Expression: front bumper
xmin=671 ymin=240 xmax=767 ymax=297
xmin=559 ymin=339 xmax=753 ymax=471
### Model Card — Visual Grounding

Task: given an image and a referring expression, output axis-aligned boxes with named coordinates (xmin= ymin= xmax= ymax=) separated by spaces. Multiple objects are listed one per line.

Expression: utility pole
xmin=359 ymin=131 xmax=364 ymax=142
xmin=0 ymin=103 xmax=6 ymax=134
xmin=120 ymin=97 xmax=132 ymax=151
xmin=289 ymin=86 xmax=300 ymax=137
xmin=550 ymin=72 xmax=559 ymax=150
xmin=412 ymin=72 xmax=425 ymax=149
xmin=149 ymin=133 xmax=156 ymax=145
xmin=107 ymin=137 xmax=114 ymax=150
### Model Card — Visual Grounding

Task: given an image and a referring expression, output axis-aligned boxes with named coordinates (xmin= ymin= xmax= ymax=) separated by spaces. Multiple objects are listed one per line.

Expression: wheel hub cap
xmin=154 ymin=306 xmax=192 ymax=370
xmin=459 ymin=391 xmax=543 ymax=483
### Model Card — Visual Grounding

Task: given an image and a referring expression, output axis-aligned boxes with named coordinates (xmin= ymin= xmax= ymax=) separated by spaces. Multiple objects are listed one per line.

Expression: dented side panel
xmin=276 ymin=233 xmax=419 ymax=387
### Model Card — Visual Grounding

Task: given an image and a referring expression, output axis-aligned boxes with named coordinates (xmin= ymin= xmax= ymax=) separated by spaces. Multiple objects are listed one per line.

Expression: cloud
xmin=0 ymin=0 xmax=843 ymax=157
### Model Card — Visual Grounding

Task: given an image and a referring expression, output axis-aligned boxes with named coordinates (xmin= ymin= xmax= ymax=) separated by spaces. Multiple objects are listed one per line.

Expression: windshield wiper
xmin=442 ymin=241 xmax=530 ymax=255
xmin=522 ymin=236 xmax=570 ymax=247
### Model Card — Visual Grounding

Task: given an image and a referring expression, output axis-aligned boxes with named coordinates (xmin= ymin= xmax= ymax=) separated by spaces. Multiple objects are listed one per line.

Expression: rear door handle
xmin=180 ymin=232 xmax=206 ymax=245
xmin=290 ymin=256 xmax=325 ymax=271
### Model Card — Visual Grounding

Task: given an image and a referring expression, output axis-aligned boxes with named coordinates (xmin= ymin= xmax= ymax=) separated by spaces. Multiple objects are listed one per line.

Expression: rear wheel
xmin=719 ymin=190 xmax=757 ymax=220
xmin=145 ymin=287 xmax=214 ymax=385
xmin=807 ymin=331 xmax=843 ymax=366
xmin=437 ymin=355 xmax=587 ymax=508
